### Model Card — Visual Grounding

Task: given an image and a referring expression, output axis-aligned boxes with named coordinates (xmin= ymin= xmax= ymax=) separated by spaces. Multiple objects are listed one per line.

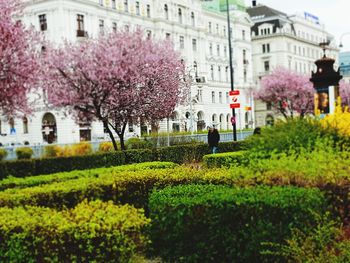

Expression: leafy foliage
xmin=0 ymin=149 xmax=7 ymax=161
xmin=15 ymin=147 xmax=34 ymax=159
xmin=0 ymin=200 xmax=150 ymax=262
xmin=148 ymin=184 xmax=327 ymax=263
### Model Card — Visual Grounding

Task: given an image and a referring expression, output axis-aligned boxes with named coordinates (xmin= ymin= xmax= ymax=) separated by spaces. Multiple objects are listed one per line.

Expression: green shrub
xmin=203 ymin=151 xmax=247 ymax=168
xmin=0 ymin=200 xmax=150 ymax=262
xmin=124 ymin=149 xmax=155 ymax=164
xmin=126 ymin=138 xmax=152 ymax=150
xmin=148 ymin=184 xmax=327 ymax=263
xmin=0 ymin=162 xmax=178 ymax=191
xmin=15 ymin=147 xmax=34 ymax=160
xmin=242 ymin=118 xmax=344 ymax=158
xmin=0 ymin=149 xmax=7 ymax=161
xmin=263 ymin=213 xmax=350 ymax=262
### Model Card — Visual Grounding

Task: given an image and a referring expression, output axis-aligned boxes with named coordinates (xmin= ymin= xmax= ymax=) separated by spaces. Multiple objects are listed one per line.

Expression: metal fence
xmin=3 ymin=131 xmax=253 ymax=161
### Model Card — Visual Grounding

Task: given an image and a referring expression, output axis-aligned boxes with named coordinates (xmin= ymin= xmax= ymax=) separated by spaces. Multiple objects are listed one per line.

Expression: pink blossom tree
xmin=339 ymin=80 xmax=350 ymax=107
xmin=0 ymin=0 xmax=41 ymax=116
xmin=255 ymin=67 xmax=314 ymax=119
xmin=43 ymin=30 xmax=186 ymax=150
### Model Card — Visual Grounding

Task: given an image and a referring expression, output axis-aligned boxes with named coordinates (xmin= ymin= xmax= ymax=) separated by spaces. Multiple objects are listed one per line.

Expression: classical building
xmin=246 ymin=1 xmax=339 ymax=126
xmin=0 ymin=0 xmax=254 ymax=146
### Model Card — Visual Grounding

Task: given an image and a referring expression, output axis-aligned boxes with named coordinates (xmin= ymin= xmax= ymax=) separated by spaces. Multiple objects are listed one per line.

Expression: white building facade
xmin=246 ymin=3 xmax=339 ymax=126
xmin=0 ymin=0 xmax=254 ymax=146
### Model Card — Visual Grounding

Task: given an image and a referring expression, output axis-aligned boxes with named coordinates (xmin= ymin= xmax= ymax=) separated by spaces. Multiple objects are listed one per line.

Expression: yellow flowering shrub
xmin=320 ymin=98 xmax=350 ymax=137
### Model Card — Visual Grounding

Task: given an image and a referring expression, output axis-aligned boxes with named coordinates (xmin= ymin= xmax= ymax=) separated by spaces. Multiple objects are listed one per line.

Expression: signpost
xmin=229 ymin=90 xmax=240 ymax=109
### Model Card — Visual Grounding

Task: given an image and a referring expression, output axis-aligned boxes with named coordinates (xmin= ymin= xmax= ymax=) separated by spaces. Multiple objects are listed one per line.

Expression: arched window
xmin=191 ymin=12 xmax=195 ymax=26
xmin=42 ymin=112 xmax=57 ymax=144
xmin=23 ymin=117 xmax=28 ymax=134
xmin=164 ymin=4 xmax=169 ymax=20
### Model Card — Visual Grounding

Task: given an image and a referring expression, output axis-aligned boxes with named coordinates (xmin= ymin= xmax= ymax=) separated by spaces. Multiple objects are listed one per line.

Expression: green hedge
xmin=0 ymin=162 xmax=178 ymax=192
xmin=0 ymin=141 xmax=241 ymax=179
xmin=148 ymin=184 xmax=327 ymax=263
xmin=0 ymin=167 xmax=231 ymax=209
xmin=203 ymin=151 xmax=248 ymax=168
xmin=0 ymin=200 xmax=150 ymax=262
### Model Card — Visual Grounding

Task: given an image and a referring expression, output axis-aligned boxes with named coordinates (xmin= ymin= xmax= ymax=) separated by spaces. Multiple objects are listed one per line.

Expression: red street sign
xmin=229 ymin=90 xmax=240 ymax=96
xmin=230 ymin=103 xmax=240 ymax=109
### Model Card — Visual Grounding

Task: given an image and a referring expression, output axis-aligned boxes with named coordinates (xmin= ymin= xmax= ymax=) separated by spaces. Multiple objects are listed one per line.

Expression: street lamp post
xmin=225 ymin=0 xmax=237 ymax=141
xmin=339 ymin=32 xmax=350 ymax=48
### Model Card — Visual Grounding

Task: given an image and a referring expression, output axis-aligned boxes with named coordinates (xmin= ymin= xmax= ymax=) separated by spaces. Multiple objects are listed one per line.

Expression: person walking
xmin=208 ymin=125 xmax=220 ymax=154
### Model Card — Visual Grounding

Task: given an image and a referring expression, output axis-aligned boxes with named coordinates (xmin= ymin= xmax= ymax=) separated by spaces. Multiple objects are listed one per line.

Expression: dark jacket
xmin=208 ymin=129 xmax=220 ymax=147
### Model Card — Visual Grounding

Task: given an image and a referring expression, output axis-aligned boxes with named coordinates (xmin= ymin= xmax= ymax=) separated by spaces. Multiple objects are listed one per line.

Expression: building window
xmin=219 ymin=92 xmax=223 ymax=103
xmin=210 ymin=65 xmax=214 ymax=80
xmin=198 ymin=89 xmax=203 ymax=102
xmin=164 ymin=4 xmax=169 ymax=20
xmin=23 ymin=117 xmax=28 ymax=134
xmin=243 ymin=49 xmax=246 ymax=63
xmin=208 ymin=22 xmax=212 ymax=33
xmin=267 ymin=102 xmax=272 ymax=110
xmin=242 ymin=30 xmax=246 ymax=40
xmin=267 ymin=43 xmax=270 ymax=52
xmin=218 ymin=66 xmax=221 ymax=81
xmin=262 ymin=44 xmax=265 ymax=53
xmin=224 ymin=46 xmax=227 ymax=57
xmin=146 ymin=4 xmax=151 ymax=18
xmin=39 ymin=14 xmax=47 ymax=31
xmin=264 ymin=61 xmax=270 ymax=72
xmin=217 ymin=44 xmax=220 ymax=56
xmin=112 ymin=22 xmax=117 ymax=32
xmin=9 ymin=118 xmax=15 ymax=135
xmin=262 ymin=44 xmax=270 ymax=53
xmin=146 ymin=30 xmax=152 ymax=39
xmin=193 ymin=61 xmax=198 ymax=77
xmin=124 ymin=0 xmax=128 ymax=12
xmin=192 ymin=39 xmax=197 ymax=51
xmin=112 ymin=0 xmax=116 ymax=9
xmin=212 ymin=91 xmax=215 ymax=103
xmin=191 ymin=12 xmax=195 ymax=27
xmin=223 ymin=26 xmax=226 ymax=36
xmin=180 ymin=36 xmax=184 ymax=49
xmin=178 ymin=8 xmax=182 ymax=24
xmin=209 ymin=43 xmax=213 ymax=55
xmin=216 ymin=23 xmax=219 ymax=34
xmin=135 ymin=1 xmax=140 ymax=15
xmin=243 ymin=69 xmax=247 ymax=82
xmin=76 ymin=14 xmax=85 ymax=36
xmin=226 ymin=92 xmax=229 ymax=103
xmin=99 ymin=19 xmax=104 ymax=33
xmin=165 ymin=33 xmax=171 ymax=40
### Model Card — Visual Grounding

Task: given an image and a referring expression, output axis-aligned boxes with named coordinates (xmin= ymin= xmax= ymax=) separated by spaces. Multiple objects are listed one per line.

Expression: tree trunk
xmin=103 ymin=120 xmax=118 ymax=151
xmin=112 ymin=122 xmax=128 ymax=151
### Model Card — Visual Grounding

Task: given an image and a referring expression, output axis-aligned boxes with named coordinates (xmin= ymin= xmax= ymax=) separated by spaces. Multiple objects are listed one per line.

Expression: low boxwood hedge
xmin=148 ymin=184 xmax=328 ymax=263
xmin=0 ymin=141 xmax=242 ymax=179
xmin=203 ymin=151 xmax=248 ymax=168
xmin=0 ymin=200 xmax=150 ymax=262
xmin=0 ymin=167 xmax=232 ymax=209
xmin=0 ymin=162 xmax=178 ymax=192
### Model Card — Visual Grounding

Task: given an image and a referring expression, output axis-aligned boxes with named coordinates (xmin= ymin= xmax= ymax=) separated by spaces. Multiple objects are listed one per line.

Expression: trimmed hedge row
xmin=203 ymin=151 xmax=248 ymax=168
xmin=0 ymin=162 xmax=178 ymax=192
xmin=148 ymin=184 xmax=327 ymax=263
xmin=0 ymin=200 xmax=150 ymax=262
xmin=0 ymin=167 xmax=231 ymax=209
xmin=0 ymin=141 xmax=241 ymax=178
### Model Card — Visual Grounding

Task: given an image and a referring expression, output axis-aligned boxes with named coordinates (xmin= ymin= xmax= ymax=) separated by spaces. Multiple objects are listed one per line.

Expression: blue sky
xmin=245 ymin=0 xmax=350 ymax=52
